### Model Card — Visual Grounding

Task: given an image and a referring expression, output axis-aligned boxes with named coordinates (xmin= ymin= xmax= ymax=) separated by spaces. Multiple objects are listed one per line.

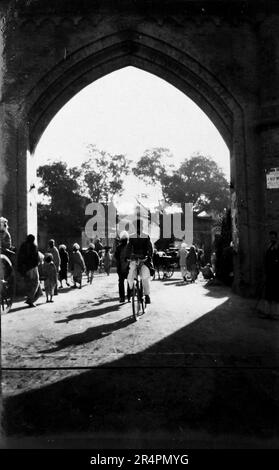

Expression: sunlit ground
xmin=2 ymin=273 xmax=227 ymax=375
xmin=2 ymin=271 xmax=277 ymax=395
xmin=2 ymin=272 xmax=279 ymax=446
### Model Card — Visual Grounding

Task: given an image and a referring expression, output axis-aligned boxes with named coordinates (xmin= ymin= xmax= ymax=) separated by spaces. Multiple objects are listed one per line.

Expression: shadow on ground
xmin=40 ymin=316 xmax=134 ymax=353
xmin=2 ymin=287 xmax=279 ymax=448
xmin=55 ymin=298 xmax=121 ymax=324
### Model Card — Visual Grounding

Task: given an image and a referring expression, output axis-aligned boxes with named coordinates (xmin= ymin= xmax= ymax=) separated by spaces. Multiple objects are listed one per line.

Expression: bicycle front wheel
xmin=132 ymin=281 xmax=145 ymax=321
xmin=139 ymin=280 xmax=145 ymax=315
xmin=132 ymin=283 xmax=140 ymax=321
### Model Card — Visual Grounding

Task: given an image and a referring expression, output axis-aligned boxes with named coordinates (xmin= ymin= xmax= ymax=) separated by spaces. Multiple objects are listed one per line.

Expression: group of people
xmin=178 ymin=243 xmax=214 ymax=283
xmin=1 ymin=215 xmax=279 ymax=316
xmin=16 ymin=237 xmax=113 ymax=307
xmin=15 ymin=224 xmax=153 ymax=307
xmin=154 ymin=243 xmax=214 ymax=283
xmin=17 ymin=237 xmax=70 ymax=306
xmin=0 ymin=215 xmax=217 ymax=309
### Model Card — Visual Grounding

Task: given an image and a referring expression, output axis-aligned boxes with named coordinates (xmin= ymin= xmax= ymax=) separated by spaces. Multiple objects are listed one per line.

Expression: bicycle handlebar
xmin=127 ymin=256 xmax=148 ymax=263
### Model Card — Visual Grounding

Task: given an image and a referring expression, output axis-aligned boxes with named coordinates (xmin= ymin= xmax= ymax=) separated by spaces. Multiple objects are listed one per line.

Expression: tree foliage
xmin=80 ymin=145 xmax=131 ymax=202
xmin=37 ymin=161 xmax=81 ymax=201
xmin=37 ymin=161 xmax=89 ymax=239
xmin=37 ymin=146 xmax=132 ymax=241
xmin=171 ymin=155 xmax=230 ymax=213
xmin=134 ymin=150 xmax=230 ymax=214
xmin=133 ymin=147 xmax=174 ymax=185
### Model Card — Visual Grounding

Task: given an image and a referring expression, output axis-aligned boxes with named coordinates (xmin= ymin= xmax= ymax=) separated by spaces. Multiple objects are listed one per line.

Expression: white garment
xmin=128 ymin=261 xmax=151 ymax=295
xmin=180 ymin=265 xmax=187 ymax=279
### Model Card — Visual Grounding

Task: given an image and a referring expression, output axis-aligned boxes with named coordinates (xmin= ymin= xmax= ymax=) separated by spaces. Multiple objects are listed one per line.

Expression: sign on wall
xmin=266 ymin=167 xmax=279 ymax=189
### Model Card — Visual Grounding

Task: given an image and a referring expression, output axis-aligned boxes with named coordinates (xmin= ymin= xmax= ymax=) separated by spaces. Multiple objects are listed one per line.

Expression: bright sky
xmin=35 ymin=66 xmax=230 ymax=207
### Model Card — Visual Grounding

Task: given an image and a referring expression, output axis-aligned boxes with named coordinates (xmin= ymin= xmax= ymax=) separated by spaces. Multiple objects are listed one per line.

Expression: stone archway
xmin=28 ymin=30 xmax=237 ymax=152
xmin=1 ymin=0 xmax=274 ymax=297
xmin=27 ymin=31 xmax=249 ymax=293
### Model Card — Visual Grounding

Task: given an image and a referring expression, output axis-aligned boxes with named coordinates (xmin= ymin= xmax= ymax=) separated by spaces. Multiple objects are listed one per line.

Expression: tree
xmin=80 ymin=145 xmax=131 ymax=203
xmin=133 ymin=147 xmax=174 ymax=186
xmin=37 ymin=148 xmax=131 ymax=244
xmin=37 ymin=161 xmax=81 ymax=202
xmin=171 ymin=155 xmax=230 ymax=213
xmin=37 ymin=161 xmax=89 ymax=241
xmin=134 ymin=150 xmax=230 ymax=214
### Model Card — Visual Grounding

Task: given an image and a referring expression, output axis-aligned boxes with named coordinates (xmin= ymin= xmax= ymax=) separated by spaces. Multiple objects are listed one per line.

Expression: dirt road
xmin=2 ymin=272 xmax=279 ymax=448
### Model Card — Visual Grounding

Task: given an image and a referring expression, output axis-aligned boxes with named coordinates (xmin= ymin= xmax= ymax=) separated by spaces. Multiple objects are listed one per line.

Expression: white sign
xmin=266 ymin=167 xmax=279 ymax=189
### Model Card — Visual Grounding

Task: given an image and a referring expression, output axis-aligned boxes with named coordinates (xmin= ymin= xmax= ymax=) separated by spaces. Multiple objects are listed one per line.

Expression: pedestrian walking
xmin=114 ymin=231 xmax=131 ymax=303
xmin=103 ymin=247 xmax=112 ymax=276
xmin=197 ymin=248 xmax=206 ymax=269
xmin=59 ymin=244 xmax=70 ymax=288
xmin=84 ymin=243 xmax=100 ymax=283
xmin=94 ymin=237 xmax=104 ymax=254
xmin=48 ymin=239 xmax=60 ymax=295
xmin=17 ymin=234 xmax=42 ymax=307
xmin=0 ymin=217 xmax=12 ymax=254
xmin=43 ymin=253 xmax=57 ymax=302
xmin=70 ymin=243 xmax=86 ymax=289
xmin=187 ymin=245 xmax=198 ymax=282
xmin=179 ymin=242 xmax=188 ymax=282
xmin=0 ymin=217 xmax=16 ymax=267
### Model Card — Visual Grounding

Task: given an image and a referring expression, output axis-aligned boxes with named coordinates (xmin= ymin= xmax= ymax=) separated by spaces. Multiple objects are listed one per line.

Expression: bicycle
xmin=129 ymin=256 xmax=148 ymax=321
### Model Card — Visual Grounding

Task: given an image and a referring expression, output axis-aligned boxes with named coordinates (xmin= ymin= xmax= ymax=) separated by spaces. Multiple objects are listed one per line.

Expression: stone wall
xmin=0 ymin=1 xmax=278 ymax=296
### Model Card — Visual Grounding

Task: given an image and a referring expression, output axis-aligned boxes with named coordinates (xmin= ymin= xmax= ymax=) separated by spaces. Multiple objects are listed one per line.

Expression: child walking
xmin=43 ymin=253 xmax=58 ymax=303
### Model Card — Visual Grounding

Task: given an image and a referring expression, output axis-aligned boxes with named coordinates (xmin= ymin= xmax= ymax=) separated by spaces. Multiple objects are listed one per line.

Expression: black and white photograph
xmin=0 ymin=0 xmax=279 ymax=458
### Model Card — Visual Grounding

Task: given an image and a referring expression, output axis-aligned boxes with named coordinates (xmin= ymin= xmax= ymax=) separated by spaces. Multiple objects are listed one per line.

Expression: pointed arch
xmin=27 ymin=30 xmax=243 ymax=153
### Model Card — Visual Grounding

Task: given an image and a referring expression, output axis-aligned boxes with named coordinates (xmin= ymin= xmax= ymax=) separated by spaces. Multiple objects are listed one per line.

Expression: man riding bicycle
xmin=126 ymin=219 xmax=154 ymax=305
